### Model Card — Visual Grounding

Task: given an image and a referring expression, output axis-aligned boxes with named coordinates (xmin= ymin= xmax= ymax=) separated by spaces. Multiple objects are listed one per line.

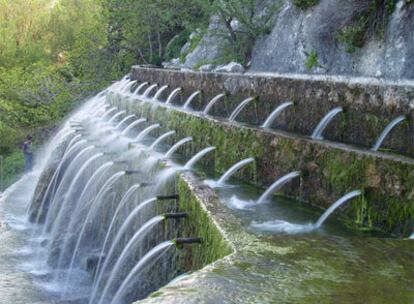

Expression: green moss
xmin=176 ymin=177 xmax=233 ymax=271
xmin=110 ymin=95 xmax=414 ymax=237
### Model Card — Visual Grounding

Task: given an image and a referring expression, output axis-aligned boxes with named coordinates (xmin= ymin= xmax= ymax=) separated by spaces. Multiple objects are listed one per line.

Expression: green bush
xmin=334 ymin=0 xmax=397 ymax=53
xmin=292 ymin=0 xmax=319 ymax=9
xmin=305 ymin=51 xmax=321 ymax=70
xmin=1 ymin=149 xmax=24 ymax=190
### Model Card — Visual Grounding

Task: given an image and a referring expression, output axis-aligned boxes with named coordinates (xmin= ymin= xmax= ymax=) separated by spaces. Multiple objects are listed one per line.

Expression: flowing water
xmin=1 ymin=77 xmax=412 ymax=304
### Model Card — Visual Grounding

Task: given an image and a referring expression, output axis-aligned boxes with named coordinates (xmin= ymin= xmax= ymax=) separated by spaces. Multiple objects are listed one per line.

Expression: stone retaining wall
xmin=131 ymin=67 xmax=414 ymax=158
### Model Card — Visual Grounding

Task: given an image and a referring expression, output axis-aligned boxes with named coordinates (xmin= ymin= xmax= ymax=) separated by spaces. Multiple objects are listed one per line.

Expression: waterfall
xmin=261 ymin=101 xmax=294 ymax=128
xmin=183 ymin=90 xmax=201 ymax=109
xmin=311 ymin=107 xmax=343 ymax=140
xmin=257 ymin=171 xmax=300 ymax=204
xmin=371 ymin=115 xmax=406 ymax=151
xmin=203 ymin=93 xmax=225 ymax=115
xmin=229 ymin=97 xmax=254 ymax=122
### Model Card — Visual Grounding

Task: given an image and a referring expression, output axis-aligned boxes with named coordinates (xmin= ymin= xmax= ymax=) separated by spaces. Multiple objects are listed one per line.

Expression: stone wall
xmin=131 ymin=67 xmax=414 ymax=158
xmin=110 ymin=91 xmax=414 ymax=237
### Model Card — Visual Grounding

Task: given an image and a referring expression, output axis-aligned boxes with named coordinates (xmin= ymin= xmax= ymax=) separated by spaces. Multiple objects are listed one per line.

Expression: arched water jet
xmin=135 ymin=124 xmax=160 ymax=142
xmin=55 ymin=161 xmax=114 ymax=270
xmin=95 ymin=213 xmax=187 ymax=304
xmin=142 ymin=84 xmax=158 ymax=98
xmin=107 ymin=111 xmax=126 ymax=124
xmin=106 ymin=241 xmax=175 ymax=304
xmin=261 ymin=101 xmax=294 ymax=128
xmin=90 ymin=198 xmax=157 ymax=303
xmin=150 ymin=131 xmax=176 ymax=149
xmin=165 ymin=137 xmax=193 ymax=157
xmin=165 ymin=88 xmax=182 ymax=104
xmin=311 ymin=107 xmax=343 ymax=140
xmin=101 ymin=107 xmax=118 ymax=120
xmin=215 ymin=158 xmax=255 ymax=186
xmin=89 ymin=183 xmax=145 ymax=288
xmin=257 ymin=171 xmax=301 ymax=204
xmin=121 ymin=118 xmax=147 ymax=136
xmin=183 ymin=90 xmax=201 ymax=109
xmin=108 ymin=238 xmax=201 ymax=304
xmin=63 ymin=171 xmax=126 ymax=297
xmin=44 ymin=145 xmax=96 ymax=233
xmin=315 ymin=190 xmax=362 ymax=227
xmin=33 ymin=139 xmax=88 ymax=224
xmin=47 ymin=152 xmax=104 ymax=246
xmin=122 ymin=80 xmax=137 ymax=92
xmin=115 ymin=115 xmax=136 ymax=129
xmin=44 ymin=146 xmax=99 ymax=231
xmin=203 ymin=93 xmax=225 ymax=115
xmin=184 ymin=147 xmax=216 ymax=169
xmin=153 ymin=85 xmax=169 ymax=101
xmin=371 ymin=115 xmax=406 ymax=151
xmin=134 ymin=82 xmax=149 ymax=95
xmin=229 ymin=97 xmax=255 ymax=122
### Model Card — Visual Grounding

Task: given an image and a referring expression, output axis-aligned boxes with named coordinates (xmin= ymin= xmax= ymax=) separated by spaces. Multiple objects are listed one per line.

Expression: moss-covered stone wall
xmin=110 ymin=94 xmax=414 ymax=237
xmin=175 ymin=174 xmax=234 ymax=271
xmin=131 ymin=67 xmax=414 ymax=158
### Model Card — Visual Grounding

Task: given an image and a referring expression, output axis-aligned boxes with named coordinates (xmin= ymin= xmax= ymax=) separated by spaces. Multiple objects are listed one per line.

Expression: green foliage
xmin=334 ymin=0 xmax=397 ymax=53
xmin=292 ymin=0 xmax=319 ymax=9
xmin=1 ymin=149 xmax=24 ymax=189
xmin=305 ymin=51 xmax=321 ymax=70
xmin=213 ymin=0 xmax=283 ymax=65
xmin=164 ymin=30 xmax=192 ymax=61
xmin=334 ymin=17 xmax=367 ymax=53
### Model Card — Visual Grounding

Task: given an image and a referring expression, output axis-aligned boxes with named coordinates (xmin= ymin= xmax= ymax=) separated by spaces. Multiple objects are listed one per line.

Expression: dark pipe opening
xmin=164 ymin=212 xmax=187 ymax=219
xmin=139 ymin=182 xmax=154 ymax=187
xmin=125 ymin=170 xmax=142 ymax=175
xmin=113 ymin=160 xmax=129 ymax=165
xmin=157 ymin=195 xmax=179 ymax=200
xmin=174 ymin=237 xmax=203 ymax=245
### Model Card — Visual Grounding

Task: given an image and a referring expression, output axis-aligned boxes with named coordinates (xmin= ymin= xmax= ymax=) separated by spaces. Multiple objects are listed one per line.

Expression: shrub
xmin=292 ymin=0 xmax=320 ymax=9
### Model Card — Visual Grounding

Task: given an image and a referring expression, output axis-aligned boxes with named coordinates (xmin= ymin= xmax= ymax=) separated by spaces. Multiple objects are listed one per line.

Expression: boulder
xmin=214 ymin=62 xmax=245 ymax=73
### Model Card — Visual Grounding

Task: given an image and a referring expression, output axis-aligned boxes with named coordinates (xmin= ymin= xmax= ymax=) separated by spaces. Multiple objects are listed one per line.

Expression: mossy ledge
xmin=110 ymin=94 xmax=414 ymax=237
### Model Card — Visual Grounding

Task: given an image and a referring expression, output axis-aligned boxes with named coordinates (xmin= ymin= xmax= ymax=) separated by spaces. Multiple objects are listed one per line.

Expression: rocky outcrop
xmin=251 ymin=0 xmax=414 ymax=80
xmin=183 ymin=0 xmax=414 ymax=80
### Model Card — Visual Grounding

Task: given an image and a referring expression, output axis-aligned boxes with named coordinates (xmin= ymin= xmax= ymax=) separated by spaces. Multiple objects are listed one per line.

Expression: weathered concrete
xmin=131 ymin=67 xmax=414 ymax=158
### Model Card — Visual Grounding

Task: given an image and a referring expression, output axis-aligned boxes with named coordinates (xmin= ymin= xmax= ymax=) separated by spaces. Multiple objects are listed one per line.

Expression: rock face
xmin=251 ymin=0 xmax=414 ymax=79
xmin=184 ymin=0 xmax=414 ymax=80
xmin=184 ymin=16 xmax=229 ymax=68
